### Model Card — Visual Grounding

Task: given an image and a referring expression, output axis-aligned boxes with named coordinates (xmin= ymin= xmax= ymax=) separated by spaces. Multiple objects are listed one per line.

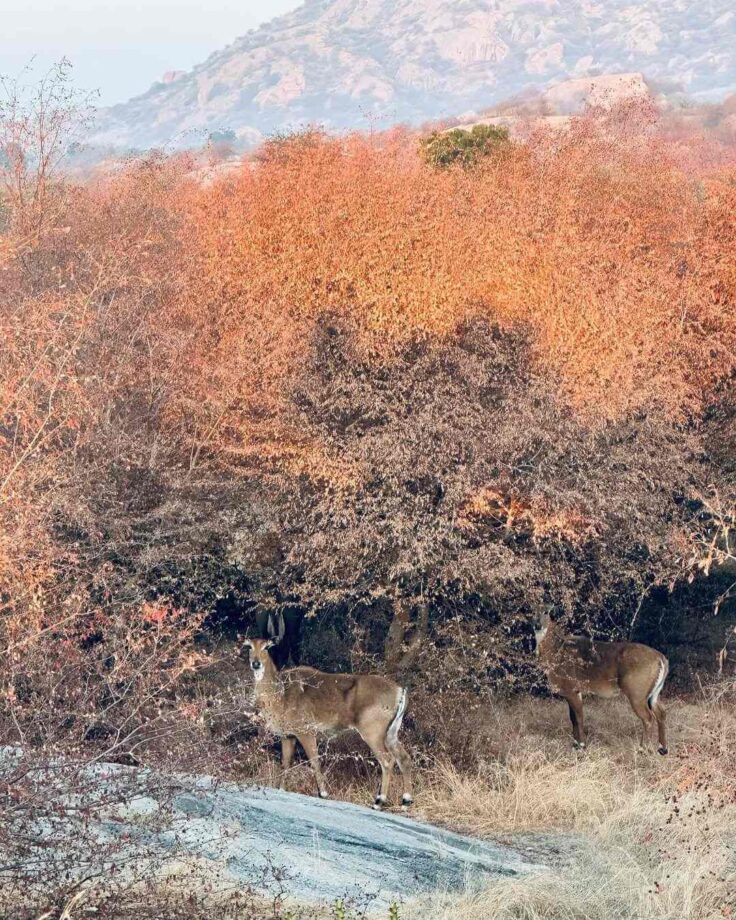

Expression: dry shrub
xmin=184 ymin=106 xmax=736 ymax=426
xmin=3 ymin=92 xmax=735 ymax=649
xmin=166 ymin=103 xmax=736 ymax=654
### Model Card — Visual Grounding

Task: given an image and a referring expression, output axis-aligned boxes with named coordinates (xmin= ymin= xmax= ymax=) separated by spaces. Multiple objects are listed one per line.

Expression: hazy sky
xmin=2 ymin=1 xmax=303 ymax=106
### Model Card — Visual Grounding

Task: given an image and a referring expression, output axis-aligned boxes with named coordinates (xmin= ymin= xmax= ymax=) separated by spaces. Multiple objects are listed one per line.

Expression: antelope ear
xmin=241 ymin=639 xmax=254 ymax=651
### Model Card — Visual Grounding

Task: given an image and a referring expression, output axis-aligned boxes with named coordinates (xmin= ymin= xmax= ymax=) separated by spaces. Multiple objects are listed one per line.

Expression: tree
xmin=420 ymin=123 xmax=510 ymax=169
xmin=231 ymin=316 xmax=715 ymax=682
xmin=0 ymin=59 xmax=95 ymax=244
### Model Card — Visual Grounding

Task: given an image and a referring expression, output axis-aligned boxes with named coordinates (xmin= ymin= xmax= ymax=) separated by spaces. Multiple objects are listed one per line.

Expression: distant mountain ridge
xmin=90 ymin=0 xmax=736 ymax=151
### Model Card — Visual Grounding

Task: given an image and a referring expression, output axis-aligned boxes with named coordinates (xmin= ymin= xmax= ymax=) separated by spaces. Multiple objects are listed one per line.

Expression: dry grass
xmin=400 ymin=694 xmax=736 ymax=920
xmin=419 ymin=751 xmax=629 ymax=835
xmin=417 ymin=696 xmax=736 ymax=832
xmin=406 ymin=834 xmax=735 ymax=920
xmin=407 ymin=805 xmax=735 ymax=919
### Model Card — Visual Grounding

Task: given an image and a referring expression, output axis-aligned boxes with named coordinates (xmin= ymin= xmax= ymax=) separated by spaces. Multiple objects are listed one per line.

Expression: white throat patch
xmin=534 ymin=626 xmax=548 ymax=655
xmin=253 ymin=668 xmax=265 ymax=682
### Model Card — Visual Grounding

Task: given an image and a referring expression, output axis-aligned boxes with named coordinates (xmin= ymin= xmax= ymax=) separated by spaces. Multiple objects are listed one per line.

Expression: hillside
xmin=90 ymin=0 xmax=736 ymax=150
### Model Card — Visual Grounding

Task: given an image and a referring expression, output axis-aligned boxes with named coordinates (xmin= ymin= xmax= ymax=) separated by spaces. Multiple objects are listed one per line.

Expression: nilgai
xmin=533 ymin=611 xmax=669 ymax=754
xmin=242 ymin=638 xmax=414 ymax=809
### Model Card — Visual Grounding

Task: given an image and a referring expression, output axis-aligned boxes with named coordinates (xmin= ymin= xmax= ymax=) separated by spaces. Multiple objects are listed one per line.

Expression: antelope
xmin=533 ymin=611 xmax=669 ymax=754
xmin=241 ymin=638 xmax=414 ymax=809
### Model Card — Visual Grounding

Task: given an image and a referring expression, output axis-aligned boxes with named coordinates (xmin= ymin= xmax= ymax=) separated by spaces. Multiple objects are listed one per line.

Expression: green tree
xmin=420 ymin=123 xmax=509 ymax=169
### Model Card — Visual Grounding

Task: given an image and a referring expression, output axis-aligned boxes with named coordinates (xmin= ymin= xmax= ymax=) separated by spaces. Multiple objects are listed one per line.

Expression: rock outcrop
xmin=98 ymin=772 xmax=542 ymax=908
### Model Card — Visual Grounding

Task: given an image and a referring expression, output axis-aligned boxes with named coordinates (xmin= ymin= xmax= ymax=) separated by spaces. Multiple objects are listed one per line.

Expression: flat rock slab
xmin=99 ymin=774 xmax=543 ymax=909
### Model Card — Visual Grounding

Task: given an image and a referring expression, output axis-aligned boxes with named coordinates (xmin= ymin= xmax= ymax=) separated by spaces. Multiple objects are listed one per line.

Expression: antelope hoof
xmin=318 ymin=790 xmax=329 ymax=799
xmin=372 ymin=794 xmax=387 ymax=810
xmin=572 ymin=740 xmax=586 ymax=750
xmin=401 ymin=794 xmax=414 ymax=809
xmin=658 ymin=745 xmax=668 ymax=756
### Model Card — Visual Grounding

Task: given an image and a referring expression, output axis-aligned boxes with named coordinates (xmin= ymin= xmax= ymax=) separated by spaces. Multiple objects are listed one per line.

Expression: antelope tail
xmin=386 ymin=687 xmax=408 ymax=746
xmin=648 ymin=657 xmax=669 ymax=709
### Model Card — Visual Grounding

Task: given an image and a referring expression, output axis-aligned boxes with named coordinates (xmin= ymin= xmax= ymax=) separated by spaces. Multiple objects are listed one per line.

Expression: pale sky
xmin=1 ymin=0 xmax=303 ymax=106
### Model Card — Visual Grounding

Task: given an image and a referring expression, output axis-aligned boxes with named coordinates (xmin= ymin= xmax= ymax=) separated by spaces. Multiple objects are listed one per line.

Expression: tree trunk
xmin=384 ymin=597 xmax=429 ymax=677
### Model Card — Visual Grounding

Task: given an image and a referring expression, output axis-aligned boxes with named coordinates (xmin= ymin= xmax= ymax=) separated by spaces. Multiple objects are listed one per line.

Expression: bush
xmin=3 ymin=87 xmax=736 ymax=703
xmin=419 ymin=123 xmax=510 ymax=169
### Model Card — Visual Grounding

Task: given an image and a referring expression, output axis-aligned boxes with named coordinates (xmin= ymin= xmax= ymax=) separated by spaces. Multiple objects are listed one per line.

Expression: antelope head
xmin=241 ymin=637 xmax=276 ymax=682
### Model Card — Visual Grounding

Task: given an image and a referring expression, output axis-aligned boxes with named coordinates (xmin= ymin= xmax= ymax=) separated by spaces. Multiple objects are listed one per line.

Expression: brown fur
xmin=242 ymin=638 xmax=413 ymax=808
xmin=534 ymin=613 xmax=669 ymax=754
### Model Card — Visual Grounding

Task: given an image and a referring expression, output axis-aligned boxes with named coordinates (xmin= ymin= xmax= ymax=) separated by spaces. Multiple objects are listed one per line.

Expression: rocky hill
xmin=91 ymin=0 xmax=736 ymax=150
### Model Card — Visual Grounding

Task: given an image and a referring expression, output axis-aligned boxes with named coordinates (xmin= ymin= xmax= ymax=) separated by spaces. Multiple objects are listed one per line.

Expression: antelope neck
xmin=539 ymin=624 xmax=564 ymax=658
xmin=253 ymin=657 xmax=284 ymax=699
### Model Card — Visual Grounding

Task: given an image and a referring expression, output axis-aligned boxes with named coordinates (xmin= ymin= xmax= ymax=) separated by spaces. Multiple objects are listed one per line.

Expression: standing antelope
xmin=533 ymin=612 xmax=669 ymax=754
xmin=241 ymin=638 xmax=413 ymax=809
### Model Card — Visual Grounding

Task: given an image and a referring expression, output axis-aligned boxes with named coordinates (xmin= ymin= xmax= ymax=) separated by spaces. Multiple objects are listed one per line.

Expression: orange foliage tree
xmin=168 ymin=110 xmax=735 ymax=666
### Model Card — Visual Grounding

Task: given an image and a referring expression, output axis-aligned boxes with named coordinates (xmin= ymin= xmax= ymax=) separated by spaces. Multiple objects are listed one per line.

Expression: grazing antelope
xmin=241 ymin=638 xmax=413 ymax=809
xmin=533 ymin=611 xmax=669 ymax=754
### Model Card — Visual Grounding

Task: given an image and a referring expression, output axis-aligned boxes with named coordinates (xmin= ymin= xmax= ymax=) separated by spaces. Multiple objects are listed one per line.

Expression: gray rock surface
xmin=97 ymin=772 xmax=542 ymax=909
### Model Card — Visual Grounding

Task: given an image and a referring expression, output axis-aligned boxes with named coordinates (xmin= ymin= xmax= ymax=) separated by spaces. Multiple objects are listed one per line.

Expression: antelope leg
xmin=627 ymin=696 xmax=655 ymax=750
xmin=358 ymin=724 xmax=396 ymax=809
xmin=650 ymin=700 xmax=668 ymax=755
xmin=567 ymin=693 xmax=586 ymax=748
xmin=297 ymin=733 xmax=328 ymax=799
xmin=280 ymin=736 xmax=296 ymax=790
xmin=387 ymin=737 xmax=414 ymax=806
